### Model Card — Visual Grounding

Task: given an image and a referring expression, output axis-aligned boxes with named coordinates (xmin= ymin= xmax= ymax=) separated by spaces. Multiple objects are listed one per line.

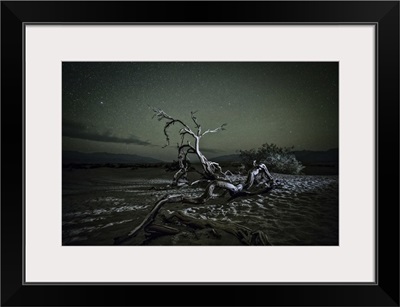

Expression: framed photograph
xmin=1 ymin=1 xmax=399 ymax=306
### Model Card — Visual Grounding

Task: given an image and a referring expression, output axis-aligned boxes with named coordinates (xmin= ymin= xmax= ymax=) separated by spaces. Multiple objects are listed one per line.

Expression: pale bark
xmin=151 ymin=107 xmax=228 ymax=182
xmin=114 ymin=163 xmax=275 ymax=245
xmin=113 ymin=107 xmax=277 ymax=245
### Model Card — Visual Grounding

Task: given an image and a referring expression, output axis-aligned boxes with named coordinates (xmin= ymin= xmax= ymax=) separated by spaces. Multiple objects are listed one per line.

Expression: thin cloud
xmin=63 ymin=120 xmax=151 ymax=146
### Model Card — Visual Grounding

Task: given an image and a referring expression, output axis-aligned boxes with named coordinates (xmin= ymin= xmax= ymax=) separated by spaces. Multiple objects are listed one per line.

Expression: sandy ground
xmin=62 ymin=167 xmax=338 ymax=246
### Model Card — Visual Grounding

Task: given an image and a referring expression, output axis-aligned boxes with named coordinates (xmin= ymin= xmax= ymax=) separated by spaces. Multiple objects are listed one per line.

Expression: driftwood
xmin=113 ymin=108 xmax=279 ymax=245
xmin=114 ymin=162 xmax=277 ymax=245
xmin=163 ymin=212 xmax=271 ymax=245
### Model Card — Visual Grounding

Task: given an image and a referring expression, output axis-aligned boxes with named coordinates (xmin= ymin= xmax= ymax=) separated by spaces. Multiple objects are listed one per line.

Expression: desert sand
xmin=62 ymin=166 xmax=338 ymax=246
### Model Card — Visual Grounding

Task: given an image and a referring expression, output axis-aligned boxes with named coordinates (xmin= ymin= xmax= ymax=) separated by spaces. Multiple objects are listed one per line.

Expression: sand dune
xmin=62 ymin=167 xmax=338 ymax=245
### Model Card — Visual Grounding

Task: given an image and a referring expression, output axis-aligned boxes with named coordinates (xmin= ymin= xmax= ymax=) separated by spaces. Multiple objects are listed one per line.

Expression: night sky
xmin=62 ymin=62 xmax=338 ymax=161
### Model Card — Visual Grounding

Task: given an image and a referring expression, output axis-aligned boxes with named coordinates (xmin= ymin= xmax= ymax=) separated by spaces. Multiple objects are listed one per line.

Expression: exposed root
xmin=165 ymin=212 xmax=271 ymax=245
xmin=114 ymin=163 xmax=277 ymax=245
xmin=144 ymin=223 xmax=180 ymax=235
xmin=114 ymin=108 xmax=278 ymax=245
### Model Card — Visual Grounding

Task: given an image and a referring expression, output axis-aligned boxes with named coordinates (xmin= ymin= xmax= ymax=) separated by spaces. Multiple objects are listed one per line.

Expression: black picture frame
xmin=1 ymin=1 xmax=399 ymax=306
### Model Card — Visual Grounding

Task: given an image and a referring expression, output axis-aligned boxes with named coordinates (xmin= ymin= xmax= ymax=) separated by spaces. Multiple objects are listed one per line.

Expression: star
xmin=62 ymin=62 xmax=338 ymax=160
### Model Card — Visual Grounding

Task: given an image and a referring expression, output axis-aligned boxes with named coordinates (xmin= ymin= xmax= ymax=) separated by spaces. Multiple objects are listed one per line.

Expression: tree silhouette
xmin=114 ymin=108 xmax=279 ymax=245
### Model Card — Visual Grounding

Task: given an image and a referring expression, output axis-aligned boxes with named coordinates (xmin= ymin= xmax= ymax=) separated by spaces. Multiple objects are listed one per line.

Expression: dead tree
xmin=151 ymin=107 xmax=229 ymax=185
xmin=114 ymin=162 xmax=276 ymax=245
xmin=113 ymin=108 xmax=278 ymax=246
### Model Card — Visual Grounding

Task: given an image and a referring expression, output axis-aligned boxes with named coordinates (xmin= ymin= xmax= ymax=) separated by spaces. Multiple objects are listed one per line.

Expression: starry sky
xmin=62 ymin=62 xmax=338 ymax=161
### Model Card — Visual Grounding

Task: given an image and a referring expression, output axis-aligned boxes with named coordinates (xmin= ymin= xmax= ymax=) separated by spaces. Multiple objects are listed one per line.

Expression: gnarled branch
xmin=114 ymin=163 xmax=276 ymax=245
xmin=201 ymin=123 xmax=227 ymax=137
xmin=150 ymin=106 xmax=228 ymax=181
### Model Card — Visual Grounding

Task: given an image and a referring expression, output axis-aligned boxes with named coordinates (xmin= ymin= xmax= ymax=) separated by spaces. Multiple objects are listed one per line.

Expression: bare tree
xmin=151 ymin=107 xmax=229 ymax=185
xmin=114 ymin=108 xmax=277 ymax=245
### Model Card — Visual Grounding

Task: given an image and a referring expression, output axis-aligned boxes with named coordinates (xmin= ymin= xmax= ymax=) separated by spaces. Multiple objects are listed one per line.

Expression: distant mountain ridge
xmin=210 ymin=148 xmax=339 ymax=164
xmin=63 ymin=151 xmax=164 ymax=164
xmin=63 ymin=148 xmax=338 ymax=165
xmin=211 ymin=154 xmax=241 ymax=162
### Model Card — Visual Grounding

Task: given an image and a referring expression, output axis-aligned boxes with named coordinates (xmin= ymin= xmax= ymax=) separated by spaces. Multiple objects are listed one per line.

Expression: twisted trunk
xmin=137 ymin=107 xmax=276 ymax=245
xmin=115 ymin=163 xmax=275 ymax=245
xmin=172 ymin=138 xmax=226 ymax=185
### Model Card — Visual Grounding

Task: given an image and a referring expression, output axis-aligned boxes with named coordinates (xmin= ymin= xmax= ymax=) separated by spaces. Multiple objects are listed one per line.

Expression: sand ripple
xmin=62 ymin=168 xmax=338 ymax=245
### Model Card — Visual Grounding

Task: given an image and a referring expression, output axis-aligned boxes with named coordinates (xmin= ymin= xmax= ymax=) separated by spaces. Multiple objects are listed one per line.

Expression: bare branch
xmin=150 ymin=107 xmax=229 ymax=180
xmin=201 ymin=123 xmax=227 ymax=137
xmin=114 ymin=164 xmax=277 ymax=245
xmin=150 ymin=106 xmax=196 ymax=147
xmin=190 ymin=110 xmax=200 ymax=128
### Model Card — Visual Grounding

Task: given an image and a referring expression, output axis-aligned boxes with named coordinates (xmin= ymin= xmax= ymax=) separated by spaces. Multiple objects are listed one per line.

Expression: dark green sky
xmin=62 ymin=62 xmax=338 ymax=161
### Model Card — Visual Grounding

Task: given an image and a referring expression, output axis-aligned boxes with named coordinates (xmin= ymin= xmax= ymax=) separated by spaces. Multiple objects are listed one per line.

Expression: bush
xmin=239 ymin=143 xmax=304 ymax=175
